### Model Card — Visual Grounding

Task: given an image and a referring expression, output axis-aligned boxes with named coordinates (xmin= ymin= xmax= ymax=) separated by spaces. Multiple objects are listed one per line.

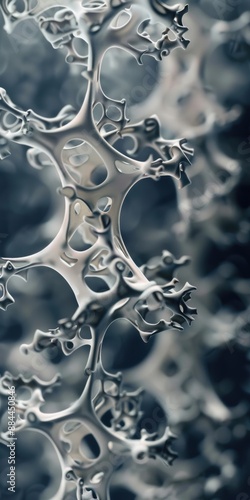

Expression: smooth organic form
xmin=0 ymin=1 xmax=196 ymax=499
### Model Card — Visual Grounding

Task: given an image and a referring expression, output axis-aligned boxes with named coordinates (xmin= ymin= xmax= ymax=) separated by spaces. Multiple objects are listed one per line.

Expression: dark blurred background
xmin=0 ymin=0 xmax=250 ymax=499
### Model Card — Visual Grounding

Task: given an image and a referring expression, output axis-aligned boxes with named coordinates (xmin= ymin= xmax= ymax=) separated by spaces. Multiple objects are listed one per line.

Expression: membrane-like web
xmin=0 ymin=1 xmax=196 ymax=499
xmin=1 ymin=0 xmax=250 ymax=499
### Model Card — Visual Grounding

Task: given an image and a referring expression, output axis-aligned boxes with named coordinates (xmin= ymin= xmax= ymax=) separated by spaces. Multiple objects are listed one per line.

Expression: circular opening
xmin=69 ymin=224 xmax=95 ymax=251
xmin=12 ymin=0 xmax=25 ymax=13
xmin=71 ymin=154 xmax=89 ymax=167
xmin=111 ymin=10 xmax=131 ymax=29
xmin=3 ymin=112 xmax=19 ymax=127
xmin=163 ymin=359 xmax=179 ymax=377
xmin=106 ymin=105 xmax=122 ymax=122
xmin=85 ymin=276 xmax=110 ymax=293
xmin=80 ymin=434 xmax=100 ymax=460
xmin=73 ymin=37 xmax=88 ymax=57
xmin=90 ymin=165 xmax=108 ymax=186
xmin=96 ymin=196 xmax=112 ymax=213
xmin=104 ymin=380 xmax=119 ymax=396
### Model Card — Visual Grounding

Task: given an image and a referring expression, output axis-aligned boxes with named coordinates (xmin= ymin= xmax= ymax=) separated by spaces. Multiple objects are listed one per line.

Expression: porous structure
xmin=0 ymin=1 xmax=197 ymax=499
xmin=1 ymin=1 xmax=249 ymax=499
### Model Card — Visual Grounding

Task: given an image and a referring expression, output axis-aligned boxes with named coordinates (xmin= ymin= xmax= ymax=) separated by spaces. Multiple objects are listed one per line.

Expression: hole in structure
xmin=100 ymin=123 xmax=117 ymax=136
xmin=3 ymin=112 xmax=20 ymax=128
xmin=103 ymin=319 xmax=156 ymax=370
xmin=64 ymin=139 xmax=83 ymax=148
xmin=8 ymin=268 xmax=77 ymax=335
xmin=111 ymin=10 xmax=131 ymax=29
xmin=73 ymin=37 xmax=88 ymax=57
xmin=71 ymin=154 xmax=89 ymax=167
xmin=93 ymin=102 xmax=104 ymax=123
xmin=1 ymin=148 xmax=65 ymax=257
xmin=13 ymin=0 xmax=25 ymax=13
xmin=96 ymin=196 xmax=112 ymax=213
xmin=79 ymin=325 xmax=92 ymax=340
xmin=106 ymin=105 xmax=122 ymax=122
xmin=69 ymin=225 xmax=94 ymax=252
xmin=121 ymin=175 xmax=177 ymax=264
xmin=66 ymin=341 xmax=74 ymax=350
xmin=90 ymin=165 xmax=108 ymax=186
xmin=101 ymin=48 xmax=159 ymax=106
xmin=85 ymin=276 xmax=110 ymax=293
xmin=101 ymin=409 xmax=113 ymax=427
xmin=136 ymin=451 xmax=146 ymax=461
xmin=163 ymin=359 xmax=179 ymax=377
xmin=118 ymin=419 xmax=126 ymax=429
xmin=82 ymin=0 xmax=106 ymax=10
xmin=63 ymin=140 xmax=108 ymax=187
xmin=80 ymin=434 xmax=100 ymax=460
xmin=104 ymin=380 xmax=119 ymax=397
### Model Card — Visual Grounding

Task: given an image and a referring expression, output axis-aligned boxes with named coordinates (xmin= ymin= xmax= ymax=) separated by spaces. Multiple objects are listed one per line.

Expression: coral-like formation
xmin=0 ymin=0 xmax=250 ymax=499
xmin=0 ymin=1 xmax=196 ymax=499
